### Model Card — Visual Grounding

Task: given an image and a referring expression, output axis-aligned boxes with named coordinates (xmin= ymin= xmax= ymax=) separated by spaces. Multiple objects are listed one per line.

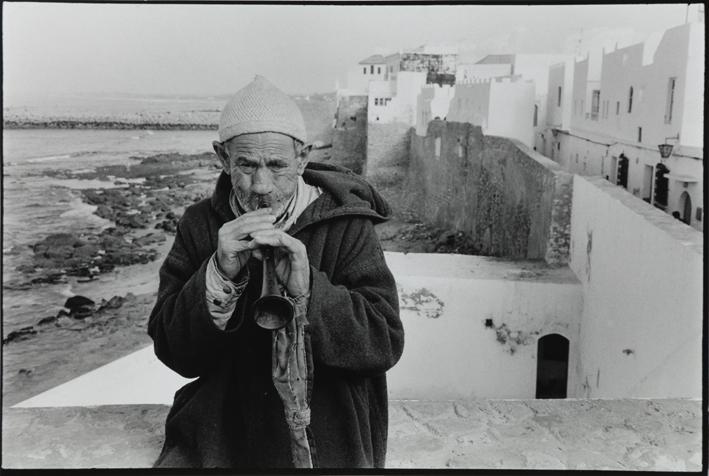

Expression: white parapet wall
xmin=384 ymin=253 xmax=583 ymax=400
xmin=14 ymin=252 xmax=583 ymax=409
xmin=568 ymin=175 xmax=703 ymax=399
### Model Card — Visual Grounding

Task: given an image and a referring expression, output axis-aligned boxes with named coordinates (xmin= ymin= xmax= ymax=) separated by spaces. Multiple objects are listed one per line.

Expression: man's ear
xmin=296 ymin=144 xmax=313 ymax=175
xmin=213 ymin=140 xmax=230 ymax=174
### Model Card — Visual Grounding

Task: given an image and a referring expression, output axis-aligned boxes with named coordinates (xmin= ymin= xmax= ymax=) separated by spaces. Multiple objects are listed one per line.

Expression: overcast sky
xmin=2 ymin=3 xmax=700 ymax=98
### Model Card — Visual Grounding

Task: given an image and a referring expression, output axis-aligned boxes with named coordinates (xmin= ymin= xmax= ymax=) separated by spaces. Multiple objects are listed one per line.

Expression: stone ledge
xmin=577 ymin=175 xmax=703 ymax=255
xmin=2 ymin=399 xmax=701 ymax=470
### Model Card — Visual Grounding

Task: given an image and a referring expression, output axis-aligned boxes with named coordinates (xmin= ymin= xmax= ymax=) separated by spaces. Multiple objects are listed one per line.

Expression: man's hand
xmin=249 ymin=230 xmax=310 ymax=297
xmin=216 ymin=208 xmax=276 ymax=280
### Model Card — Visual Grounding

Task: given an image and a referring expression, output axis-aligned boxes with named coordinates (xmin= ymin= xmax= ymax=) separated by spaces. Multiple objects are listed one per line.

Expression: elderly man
xmin=148 ymin=75 xmax=404 ymax=468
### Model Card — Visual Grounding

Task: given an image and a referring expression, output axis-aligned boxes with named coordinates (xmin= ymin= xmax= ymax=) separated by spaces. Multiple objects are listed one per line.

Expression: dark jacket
xmin=148 ymin=162 xmax=404 ymax=468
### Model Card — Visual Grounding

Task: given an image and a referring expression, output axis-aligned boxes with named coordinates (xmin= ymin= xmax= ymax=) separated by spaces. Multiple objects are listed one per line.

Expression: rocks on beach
xmin=3 ymin=294 xmax=133 ymax=345
xmin=11 ymin=152 xmax=221 ymax=288
xmin=2 ymin=327 xmax=38 ymax=345
xmin=24 ymin=229 xmax=160 ymax=283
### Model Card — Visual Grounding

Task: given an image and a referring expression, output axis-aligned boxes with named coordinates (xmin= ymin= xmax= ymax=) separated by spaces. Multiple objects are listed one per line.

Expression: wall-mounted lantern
xmin=657 ymin=133 xmax=680 ymax=161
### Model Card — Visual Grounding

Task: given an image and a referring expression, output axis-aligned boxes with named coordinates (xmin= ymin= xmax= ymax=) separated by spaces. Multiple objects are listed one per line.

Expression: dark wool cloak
xmin=148 ymin=162 xmax=404 ymax=468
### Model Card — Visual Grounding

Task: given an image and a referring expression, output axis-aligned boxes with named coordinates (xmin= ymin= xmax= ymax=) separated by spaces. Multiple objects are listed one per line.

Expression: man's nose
xmin=251 ymin=166 xmax=273 ymax=195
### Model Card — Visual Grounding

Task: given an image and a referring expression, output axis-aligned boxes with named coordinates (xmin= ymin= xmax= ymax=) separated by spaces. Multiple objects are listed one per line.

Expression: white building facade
xmin=447 ymin=76 xmax=536 ymax=148
xmin=543 ymin=21 xmax=704 ymax=231
xmin=415 ymin=84 xmax=456 ymax=136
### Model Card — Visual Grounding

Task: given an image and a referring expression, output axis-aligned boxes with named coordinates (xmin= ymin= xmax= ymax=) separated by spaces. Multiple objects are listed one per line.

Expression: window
xmin=377 ymin=66 xmax=381 ymax=74
xmin=616 ymin=101 xmax=620 ymax=115
xmin=557 ymin=86 xmax=562 ymax=107
xmin=374 ymin=98 xmax=379 ymax=106
xmin=434 ymin=137 xmax=441 ymax=158
xmin=591 ymin=90 xmax=600 ymax=120
xmin=363 ymin=67 xmax=367 ymax=75
xmin=665 ymin=77 xmax=676 ymax=124
xmin=370 ymin=65 xmax=374 ymax=74
xmin=628 ymin=86 xmax=633 ymax=113
xmin=533 ymin=104 xmax=538 ymax=127
xmin=637 ymin=127 xmax=642 ymax=143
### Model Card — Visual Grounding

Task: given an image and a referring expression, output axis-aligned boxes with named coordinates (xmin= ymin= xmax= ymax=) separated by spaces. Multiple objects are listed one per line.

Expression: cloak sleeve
xmin=306 ymin=217 xmax=404 ymax=376
xmin=148 ymin=218 xmax=244 ymax=378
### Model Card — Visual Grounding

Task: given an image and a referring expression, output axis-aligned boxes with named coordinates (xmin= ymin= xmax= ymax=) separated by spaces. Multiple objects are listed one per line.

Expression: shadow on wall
xmin=390 ymin=120 xmax=573 ymax=265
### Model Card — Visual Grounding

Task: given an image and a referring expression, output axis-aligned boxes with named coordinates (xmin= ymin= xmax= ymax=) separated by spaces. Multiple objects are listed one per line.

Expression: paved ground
xmin=2 ymin=399 xmax=701 ymax=470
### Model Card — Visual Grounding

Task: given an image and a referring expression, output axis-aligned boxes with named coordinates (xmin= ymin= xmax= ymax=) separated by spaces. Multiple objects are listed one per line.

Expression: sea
xmin=2 ymin=127 xmax=219 ymax=336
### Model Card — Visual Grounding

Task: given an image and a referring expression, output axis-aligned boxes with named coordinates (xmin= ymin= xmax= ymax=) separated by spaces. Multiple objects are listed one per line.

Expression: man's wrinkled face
xmin=214 ymin=132 xmax=307 ymax=217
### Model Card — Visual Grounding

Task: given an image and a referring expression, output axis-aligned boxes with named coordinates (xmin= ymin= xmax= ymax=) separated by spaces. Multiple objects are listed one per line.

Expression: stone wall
xmin=365 ymin=121 xmax=411 ymax=185
xmin=403 ymin=120 xmax=573 ymax=264
xmin=330 ymin=95 xmax=368 ymax=174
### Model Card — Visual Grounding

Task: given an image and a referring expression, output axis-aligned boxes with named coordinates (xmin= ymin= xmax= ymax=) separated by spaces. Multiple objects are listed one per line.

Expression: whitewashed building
xmin=457 ymin=54 xmax=574 ymax=151
xmin=447 ymin=76 xmax=536 ymax=148
xmin=415 ymin=84 xmax=456 ymax=136
xmin=544 ymin=21 xmax=704 ymax=231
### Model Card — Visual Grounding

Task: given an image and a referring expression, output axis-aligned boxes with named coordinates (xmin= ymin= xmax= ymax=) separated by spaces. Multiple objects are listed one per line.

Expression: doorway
xmin=617 ymin=154 xmax=629 ymax=189
xmin=609 ymin=155 xmax=618 ymax=183
xmin=642 ymin=164 xmax=654 ymax=203
xmin=536 ymin=334 xmax=569 ymax=399
xmin=680 ymin=191 xmax=692 ymax=225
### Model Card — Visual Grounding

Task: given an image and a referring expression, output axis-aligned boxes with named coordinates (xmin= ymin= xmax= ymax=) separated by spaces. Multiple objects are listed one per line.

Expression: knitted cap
xmin=218 ymin=75 xmax=307 ymax=144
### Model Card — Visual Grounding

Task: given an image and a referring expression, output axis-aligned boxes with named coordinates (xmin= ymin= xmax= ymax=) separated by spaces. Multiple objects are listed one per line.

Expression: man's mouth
xmin=255 ymin=195 xmax=272 ymax=209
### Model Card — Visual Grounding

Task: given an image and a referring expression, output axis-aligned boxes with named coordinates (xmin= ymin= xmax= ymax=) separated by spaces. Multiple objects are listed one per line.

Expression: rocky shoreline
xmin=5 ymin=152 xmax=220 ymax=289
xmin=4 ymin=119 xmax=218 ymax=130
xmin=3 ymin=151 xmax=222 ymax=406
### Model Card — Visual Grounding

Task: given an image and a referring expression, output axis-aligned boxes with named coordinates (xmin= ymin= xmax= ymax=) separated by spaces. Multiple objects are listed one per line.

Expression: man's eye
xmin=235 ymin=160 xmax=257 ymax=172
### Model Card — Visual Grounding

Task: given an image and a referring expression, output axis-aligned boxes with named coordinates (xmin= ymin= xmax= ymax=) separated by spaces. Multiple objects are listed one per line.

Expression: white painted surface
xmin=545 ymin=22 xmax=704 ymax=231
xmin=387 ymin=273 xmax=583 ymax=400
xmin=568 ymin=175 xmax=703 ymax=398
xmin=456 ymin=63 xmax=511 ymax=83
xmin=13 ymin=346 xmax=192 ymax=408
xmin=448 ymin=77 xmax=536 ymax=148
xmin=415 ymin=84 xmax=455 ymax=136
xmin=14 ymin=252 xmax=583 ymax=407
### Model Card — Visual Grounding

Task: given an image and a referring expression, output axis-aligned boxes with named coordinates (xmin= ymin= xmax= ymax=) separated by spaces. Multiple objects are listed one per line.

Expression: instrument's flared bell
xmin=253 ymin=246 xmax=294 ymax=330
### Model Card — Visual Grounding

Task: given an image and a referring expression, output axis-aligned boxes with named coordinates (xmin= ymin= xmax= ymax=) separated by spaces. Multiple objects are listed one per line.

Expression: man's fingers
xmin=243 ymin=207 xmax=273 ymax=216
xmin=249 ymin=230 xmax=304 ymax=255
xmin=220 ymin=216 xmax=276 ymax=242
xmin=240 ymin=222 xmax=277 ymax=237
xmin=233 ymin=214 xmax=277 ymax=231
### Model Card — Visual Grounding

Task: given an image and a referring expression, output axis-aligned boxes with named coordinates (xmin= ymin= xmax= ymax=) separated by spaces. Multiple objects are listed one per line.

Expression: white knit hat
xmin=218 ymin=75 xmax=307 ymax=144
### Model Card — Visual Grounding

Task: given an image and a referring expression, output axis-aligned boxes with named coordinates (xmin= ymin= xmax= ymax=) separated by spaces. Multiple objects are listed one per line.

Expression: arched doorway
xmin=536 ymin=334 xmax=569 ymax=399
xmin=679 ymin=192 xmax=692 ymax=225
xmin=616 ymin=154 xmax=629 ymax=189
